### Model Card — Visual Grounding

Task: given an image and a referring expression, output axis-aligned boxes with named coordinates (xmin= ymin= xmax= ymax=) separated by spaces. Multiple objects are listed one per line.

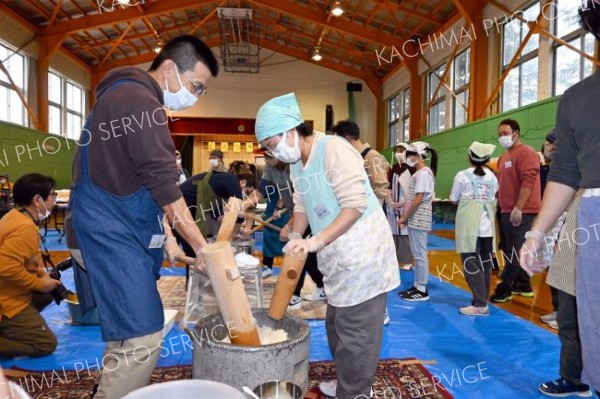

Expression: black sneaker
xmin=539 ymin=378 xmax=592 ymax=397
xmin=400 ymin=287 xmax=429 ymax=302
xmin=491 ymin=282 xmax=513 ymax=303
xmin=512 ymin=282 xmax=535 ymax=298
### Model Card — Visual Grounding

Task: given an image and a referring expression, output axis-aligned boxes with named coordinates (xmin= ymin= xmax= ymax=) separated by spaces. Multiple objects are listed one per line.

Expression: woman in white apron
xmin=254 ymin=93 xmax=399 ymax=399
xmin=450 ymin=142 xmax=498 ymax=316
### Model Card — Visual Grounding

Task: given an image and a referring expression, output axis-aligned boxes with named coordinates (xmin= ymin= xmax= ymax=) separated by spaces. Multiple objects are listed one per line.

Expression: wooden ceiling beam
xmin=37 ymin=0 xmax=219 ymax=37
xmin=382 ymin=10 xmax=463 ymax=82
xmin=250 ymin=0 xmax=401 ymax=47
xmin=0 ymin=4 xmax=39 ymax=33
xmin=92 ymin=37 xmax=220 ymax=73
xmin=374 ymin=0 xmax=444 ymax=26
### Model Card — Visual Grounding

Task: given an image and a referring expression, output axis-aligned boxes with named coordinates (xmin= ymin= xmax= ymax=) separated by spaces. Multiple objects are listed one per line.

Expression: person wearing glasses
xmin=0 ymin=173 xmax=62 ymax=359
xmin=64 ymin=35 xmax=218 ymax=398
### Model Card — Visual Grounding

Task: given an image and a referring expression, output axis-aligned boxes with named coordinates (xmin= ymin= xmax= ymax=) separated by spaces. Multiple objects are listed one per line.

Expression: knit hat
xmin=468 ymin=141 xmax=496 ymax=161
xmin=255 ymin=93 xmax=304 ymax=142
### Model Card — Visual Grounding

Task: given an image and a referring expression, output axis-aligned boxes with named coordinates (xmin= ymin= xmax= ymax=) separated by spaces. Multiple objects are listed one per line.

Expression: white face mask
xmin=498 ymin=135 xmax=515 ymax=149
xmin=394 ymin=152 xmax=406 ymax=164
xmin=271 ymin=130 xmax=301 ymax=164
xmin=176 ymin=159 xmax=182 ymax=166
xmin=406 ymin=158 xmax=418 ymax=167
xmin=163 ymin=65 xmax=198 ymax=111
xmin=209 ymin=159 xmax=220 ymax=168
xmin=36 ymin=198 xmax=51 ymax=221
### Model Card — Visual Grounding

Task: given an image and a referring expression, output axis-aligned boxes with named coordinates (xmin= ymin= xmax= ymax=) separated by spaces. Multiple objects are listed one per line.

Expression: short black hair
xmin=332 ymin=120 xmax=360 ymax=140
xmin=295 ymin=122 xmax=314 ymax=138
xmin=499 ymin=118 xmax=520 ymax=133
xmin=580 ymin=1 xmax=600 ymax=40
xmin=210 ymin=150 xmax=224 ymax=159
xmin=13 ymin=173 xmax=55 ymax=207
xmin=148 ymin=35 xmax=219 ymax=77
xmin=237 ymin=172 xmax=256 ymax=189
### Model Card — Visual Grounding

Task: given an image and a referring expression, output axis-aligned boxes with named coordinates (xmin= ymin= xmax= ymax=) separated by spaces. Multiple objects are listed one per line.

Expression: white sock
xmin=415 ymin=284 xmax=427 ymax=292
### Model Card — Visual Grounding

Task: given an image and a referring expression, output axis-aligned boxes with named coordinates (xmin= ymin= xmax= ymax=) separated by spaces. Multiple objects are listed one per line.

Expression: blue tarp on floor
xmin=3 ymin=227 xmax=594 ymax=398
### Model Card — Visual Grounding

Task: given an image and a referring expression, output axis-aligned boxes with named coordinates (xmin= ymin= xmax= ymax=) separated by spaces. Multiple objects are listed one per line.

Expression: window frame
xmin=0 ymin=41 xmax=27 ymax=127
xmin=551 ymin=0 xmax=595 ymax=96
xmin=500 ymin=1 xmax=540 ymax=112
xmin=48 ymin=69 xmax=87 ymax=139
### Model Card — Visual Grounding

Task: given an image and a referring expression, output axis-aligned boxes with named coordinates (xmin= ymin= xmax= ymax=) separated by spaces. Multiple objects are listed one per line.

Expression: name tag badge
xmin=504 ymin=160 xmax=512 ymax=168
xmin=149 ymin=234 xmax=166 ymax=249
xmin=314 ymin=204 xmax=331 ymax=219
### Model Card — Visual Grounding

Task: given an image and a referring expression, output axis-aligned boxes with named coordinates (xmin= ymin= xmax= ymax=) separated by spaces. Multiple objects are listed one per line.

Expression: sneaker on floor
xmin=490 ymin=282 xmax=513 ymax=303
xmin=512 ymin=283 xmax=534 ymax=298
xmin=304 ymin=287 xmax=327 ymax=301
xmin=401 ymin=263 xmax=413 ymax=271
xmin=261 ymin=266 xmax=273 ymax=278
xmin=547 ymin=320 xmax=559 ymax=330
xmin=459 ymin=305 xmax=490 ymax=316
xmin=400 ymin=287 xmax=429 ymax=302
xmin=288 ymin=295 xmax=302 ymax=309
xmin=539 ymin=378 xmax=592 ymax=397
xmin=541 ymin=311 xmax=557 ymax=324
xmin=384 ymin=308 xmax=390 ymax=325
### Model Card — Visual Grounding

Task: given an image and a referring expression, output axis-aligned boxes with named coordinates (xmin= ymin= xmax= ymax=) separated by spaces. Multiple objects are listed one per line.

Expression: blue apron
xmin=71 ymin=79 xmax=165 ymax=342
xmin=261 ymin=188 xmax=290 ymax=258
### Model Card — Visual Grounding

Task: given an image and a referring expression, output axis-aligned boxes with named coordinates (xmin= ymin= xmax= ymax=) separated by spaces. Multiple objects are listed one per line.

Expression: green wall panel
xmin=381 ymin=97 xmax=560 ymax=198
xmin=0 ymin=121 xmax=76 ymax=189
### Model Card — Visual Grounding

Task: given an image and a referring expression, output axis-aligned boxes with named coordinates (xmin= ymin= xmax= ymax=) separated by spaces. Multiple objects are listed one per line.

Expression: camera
xmin=43 ymin=256 xmax=74 ymax=305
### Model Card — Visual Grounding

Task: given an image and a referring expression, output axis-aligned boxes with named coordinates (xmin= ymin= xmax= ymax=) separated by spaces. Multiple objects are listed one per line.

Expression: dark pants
xmin=550 ymin=286 xmax=559 ymax=312
xmin=499 ymin=213 xmax=536 ymax=287
xmin=294 ymin=252 xmax=324 ymax=296
xmin=461 ymin=237 xmax=494 ymax=307
xmin=557 ymin=290 xmax=584 ymax=385
xmin=326 ymin=293 xmax=386 ymax=399
xmin=0 ymin=295 xmax=57 ymax=359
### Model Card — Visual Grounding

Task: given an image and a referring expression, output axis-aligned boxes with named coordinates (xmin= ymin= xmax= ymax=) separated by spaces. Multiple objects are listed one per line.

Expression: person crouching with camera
xmin=0 ymin=173 xmax=62 ymax=359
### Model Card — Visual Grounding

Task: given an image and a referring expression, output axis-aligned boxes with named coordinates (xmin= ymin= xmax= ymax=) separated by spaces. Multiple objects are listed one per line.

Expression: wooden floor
xmin=430 ymin=230 xmax=557 ymax=333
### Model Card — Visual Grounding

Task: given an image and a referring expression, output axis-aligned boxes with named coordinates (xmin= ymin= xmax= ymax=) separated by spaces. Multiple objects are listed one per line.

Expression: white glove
xmin=283 ymin=234 xmax=324 ymax=255
xmin=510 ymin=207 xmax=522 ymax=227
xmin=163 ymin=237 xmax=185 ymax=267
xmin=519 ymin=230 xmax=549 ymax=276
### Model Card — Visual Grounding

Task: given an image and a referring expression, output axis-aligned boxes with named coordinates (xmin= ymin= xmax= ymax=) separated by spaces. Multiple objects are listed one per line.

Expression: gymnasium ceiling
xmin=1 ymin=0 xmax=464 ymax=90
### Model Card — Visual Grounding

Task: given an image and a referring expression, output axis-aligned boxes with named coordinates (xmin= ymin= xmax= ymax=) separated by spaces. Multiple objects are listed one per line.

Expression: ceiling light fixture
xmin=331 ymin=1 xmax=344 ymax=17
xmin=311 ymin=46 xmax=323 ymax=61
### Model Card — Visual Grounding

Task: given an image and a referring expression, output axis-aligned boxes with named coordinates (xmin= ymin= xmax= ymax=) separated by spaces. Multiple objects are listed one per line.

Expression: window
xmin=388 ymin=94 xmax=400 ymax=146
xmin=0 ymin=42 xmax=27 ymax=126
xmin=48 ymin=72 xmax=62 ymax=135
xmin=553 ymin=0 xmax=595 ymax=96
xmin=48 ymin=70 xmax=86 ymax=139
xmin=453 ymin=48 xmax=470 ymax=127
xmin=401 ymin=88 xmax=410 ymax=142
xmin=388 ymin=87 xmax=410 ymax=145
xmin=66 ymin=82 xmax=84 ymax=140
xmin=501 ymin=2 xmax=540 ymax=111
xmin=428 ymin=64 xmax=446 ymax=134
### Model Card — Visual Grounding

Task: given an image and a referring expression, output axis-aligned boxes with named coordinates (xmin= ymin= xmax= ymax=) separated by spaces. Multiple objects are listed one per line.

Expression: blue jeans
xmin=408 ymin=227 xmax=429 ymax=287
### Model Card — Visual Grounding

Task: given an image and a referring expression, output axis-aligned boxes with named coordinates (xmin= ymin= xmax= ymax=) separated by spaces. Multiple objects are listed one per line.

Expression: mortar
xmin=192 ymin=308 xmax=310 ymax=396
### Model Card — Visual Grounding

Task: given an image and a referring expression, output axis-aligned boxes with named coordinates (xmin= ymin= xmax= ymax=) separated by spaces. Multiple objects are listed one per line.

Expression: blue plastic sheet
xmin=3 ymin=227 xmax=594 ymax=398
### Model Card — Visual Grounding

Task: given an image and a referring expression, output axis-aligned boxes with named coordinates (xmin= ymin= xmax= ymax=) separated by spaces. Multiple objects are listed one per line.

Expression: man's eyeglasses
xmin=182 ymin=70 xmax=207 ymax=97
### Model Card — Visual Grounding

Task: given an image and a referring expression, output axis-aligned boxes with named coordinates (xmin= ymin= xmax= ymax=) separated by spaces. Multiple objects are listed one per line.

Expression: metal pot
xmin=253 ymin=381 xmax=303 ymax=399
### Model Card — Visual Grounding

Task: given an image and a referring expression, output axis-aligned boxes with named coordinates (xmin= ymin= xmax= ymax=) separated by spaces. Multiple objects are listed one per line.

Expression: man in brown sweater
xmin=491 ymin=118 xmax=541 ymax=303
xmin=0 ymin=174 xmax=62 ymax=359
xmin=65 ymin=35 xmax=218 ymax=398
